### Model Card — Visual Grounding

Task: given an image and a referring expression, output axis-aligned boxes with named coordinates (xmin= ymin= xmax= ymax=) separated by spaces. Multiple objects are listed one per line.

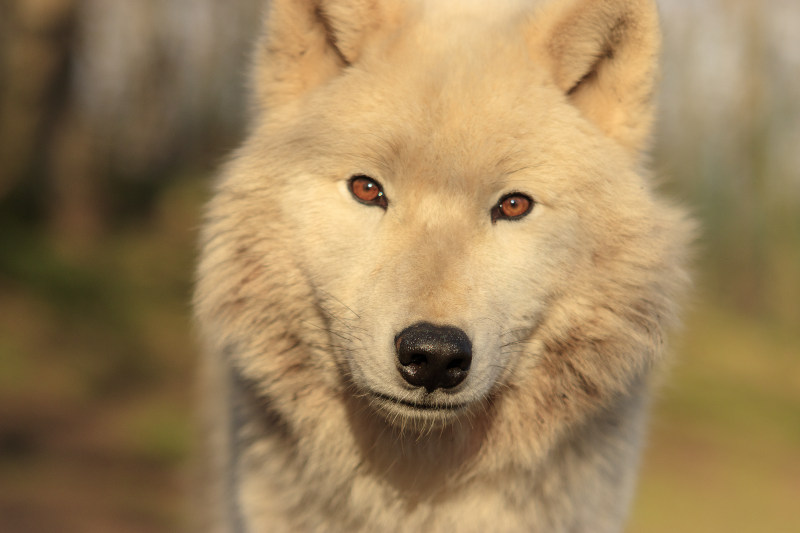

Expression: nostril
xmin=401 ymin=353 xmax=426 ymax=379
xmin=395 ymin=322 xmax=472 ymax=391
xmin=447 ymin=356 xmax=469 ymax=370
xmin=409 ymin=353 xmax=426 ymax=366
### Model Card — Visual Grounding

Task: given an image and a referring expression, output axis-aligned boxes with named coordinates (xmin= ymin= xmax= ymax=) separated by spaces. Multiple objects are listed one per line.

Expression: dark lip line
xmin=367 ymin=390 xmax=469 ymax=411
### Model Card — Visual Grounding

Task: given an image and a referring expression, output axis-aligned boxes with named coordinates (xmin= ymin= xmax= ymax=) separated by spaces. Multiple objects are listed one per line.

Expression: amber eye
xmin=349 ymin=175 xmax=388 ymax=209
xmin=491 ymin=193 xmax=533 ymax=223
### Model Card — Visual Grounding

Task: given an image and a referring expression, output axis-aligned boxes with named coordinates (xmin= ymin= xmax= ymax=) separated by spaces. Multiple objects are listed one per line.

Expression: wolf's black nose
xmin=395 ymin=323 xmax=472 ymax=392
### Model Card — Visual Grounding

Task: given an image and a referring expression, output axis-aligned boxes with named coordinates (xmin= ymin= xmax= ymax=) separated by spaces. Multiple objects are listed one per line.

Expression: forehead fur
xmin=259 ymin=26 xmax=630 ymax=200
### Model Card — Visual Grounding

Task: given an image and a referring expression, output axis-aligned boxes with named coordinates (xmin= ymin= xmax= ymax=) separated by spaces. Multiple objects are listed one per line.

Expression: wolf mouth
xmin=367 ymin=389 xmax=470 ymax=413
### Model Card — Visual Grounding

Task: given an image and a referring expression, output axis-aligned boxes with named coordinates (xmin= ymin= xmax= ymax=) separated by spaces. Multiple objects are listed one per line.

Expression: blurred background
xmin=0 ymin=0 xmax=797 ymax=531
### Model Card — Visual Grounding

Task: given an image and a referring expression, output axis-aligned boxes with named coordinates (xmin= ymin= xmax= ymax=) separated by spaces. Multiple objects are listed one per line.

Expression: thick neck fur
xmin=217 ymin=360 xmax=648 ymax=533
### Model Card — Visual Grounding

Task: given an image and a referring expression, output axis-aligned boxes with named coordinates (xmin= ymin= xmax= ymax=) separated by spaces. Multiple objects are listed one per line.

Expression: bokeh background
xmin=0 ymin=0 xmax=798 ymax=531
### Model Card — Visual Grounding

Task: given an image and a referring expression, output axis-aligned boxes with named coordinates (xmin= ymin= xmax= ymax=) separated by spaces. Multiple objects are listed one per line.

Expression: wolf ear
xmin=531 ymin=0 xmax=661 ymax=153
xmin=251 ymin=0 xmax=386 ymax=110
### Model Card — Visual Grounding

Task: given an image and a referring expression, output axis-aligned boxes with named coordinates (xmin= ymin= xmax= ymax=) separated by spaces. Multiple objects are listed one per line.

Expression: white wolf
xmin=194 ymin=0 xmax=693 ymax=531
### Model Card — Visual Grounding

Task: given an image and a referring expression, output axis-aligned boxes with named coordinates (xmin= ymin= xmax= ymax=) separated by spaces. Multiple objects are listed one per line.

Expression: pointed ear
xmin=530 ymin=0 xmax=661 ymax=153
xmin=251 ymin=0 xmax=386 ymax=111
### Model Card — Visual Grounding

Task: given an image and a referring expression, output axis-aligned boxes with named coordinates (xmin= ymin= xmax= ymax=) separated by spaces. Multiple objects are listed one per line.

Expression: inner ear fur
xmin=531 ymin=0 xmax=661 ymax=153
xmin=250 ymin=0 xmax=387 ymax=111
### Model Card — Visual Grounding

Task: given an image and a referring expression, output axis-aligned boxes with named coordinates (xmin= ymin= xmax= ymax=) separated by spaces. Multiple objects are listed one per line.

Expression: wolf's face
xmin=197 ymin=0 xmax=688 ymax=437
xmin=245 ymin=16 xmax=659 ymax=427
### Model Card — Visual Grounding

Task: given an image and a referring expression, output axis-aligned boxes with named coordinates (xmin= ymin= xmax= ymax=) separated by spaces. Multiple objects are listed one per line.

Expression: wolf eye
xmin=349 ymin=175 xmax=388 ymax=209
xmin=491 ymin=193 xmax=533 ymax=223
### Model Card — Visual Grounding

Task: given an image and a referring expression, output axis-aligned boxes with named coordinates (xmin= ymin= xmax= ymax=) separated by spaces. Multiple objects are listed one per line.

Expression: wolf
xmin=194 ymin=0 xmax=692 ymax=531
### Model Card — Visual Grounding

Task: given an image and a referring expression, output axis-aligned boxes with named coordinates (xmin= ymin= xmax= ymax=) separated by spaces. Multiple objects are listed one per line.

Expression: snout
xmin=395 ymin=322 xmax=472 ymax=392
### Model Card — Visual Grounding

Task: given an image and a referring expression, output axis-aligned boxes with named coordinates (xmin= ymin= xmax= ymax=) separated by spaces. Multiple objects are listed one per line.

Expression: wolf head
xmin=195 ymin=0 xmax=691 ymax=441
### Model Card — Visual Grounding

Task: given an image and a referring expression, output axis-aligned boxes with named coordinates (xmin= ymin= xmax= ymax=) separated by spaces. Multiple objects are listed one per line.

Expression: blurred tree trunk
xmin=735 ymin=0 xmax=768 ymax=314
xmin=1 ymin=0 xmax=263 ymax=246
xmin=1 ymin=0 xmax=75 ymax=198
xmin=0 ymin=0 xmax=106 ymax=247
